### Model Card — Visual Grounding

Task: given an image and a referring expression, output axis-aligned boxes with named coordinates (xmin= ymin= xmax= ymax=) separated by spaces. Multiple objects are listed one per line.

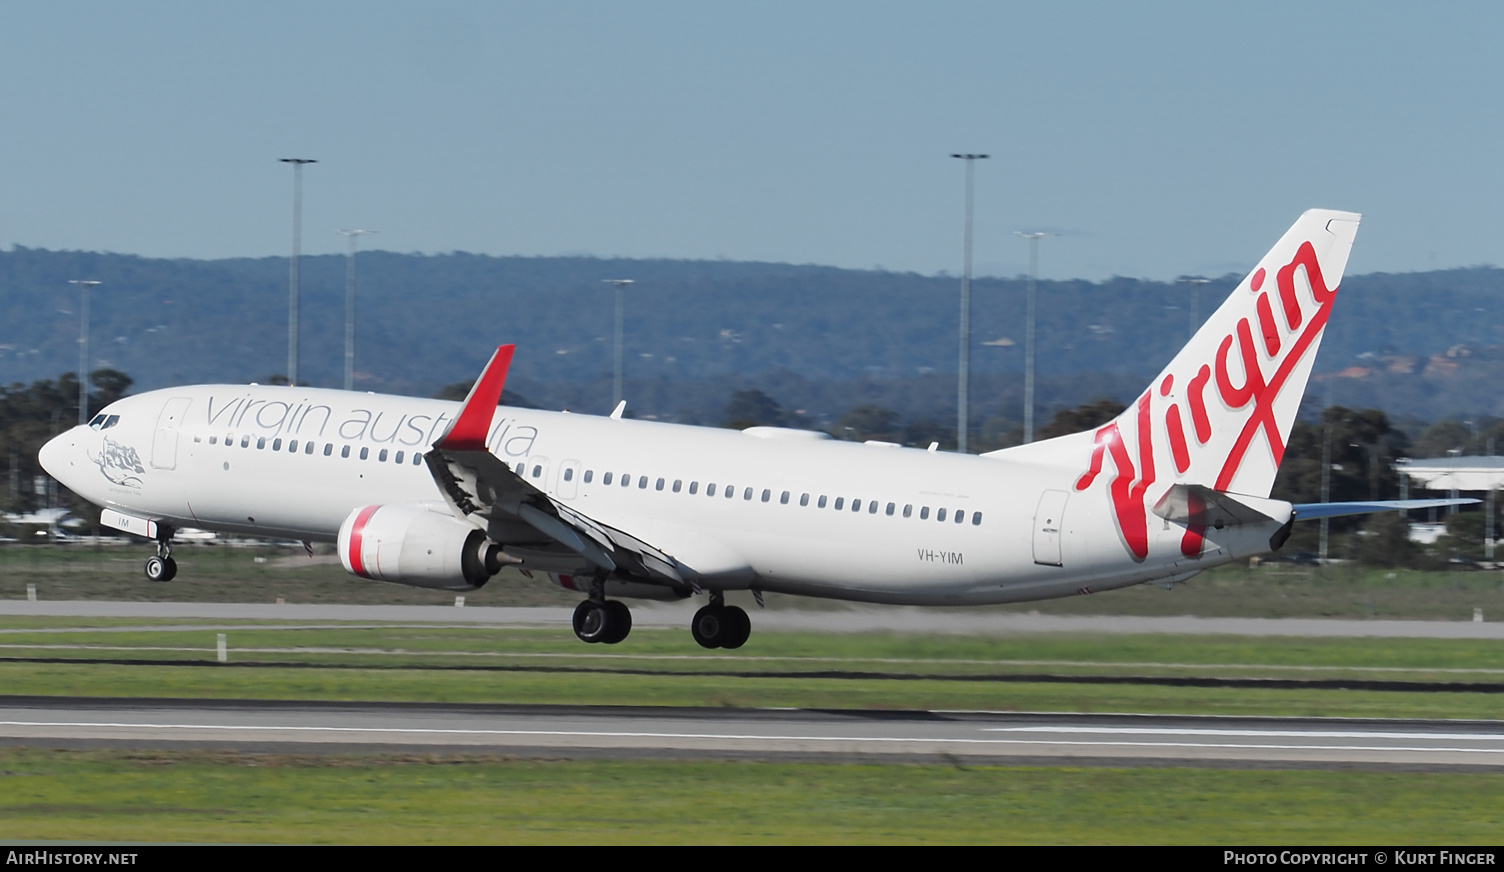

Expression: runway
xmin=4 ymin=601 xmax=1503 ymax=638
xmin=3 ymin=697 xmax=1501 ymax=770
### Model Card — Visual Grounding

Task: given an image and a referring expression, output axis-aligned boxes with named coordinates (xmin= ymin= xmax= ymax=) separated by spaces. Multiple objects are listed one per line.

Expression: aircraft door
xmin=558 ymin=460 xmax=581 ymax=500
xmin=1032 ymin=490 xmax=1069 ymax=566
xmin=150 ymin=397 xmax=193 ymax=471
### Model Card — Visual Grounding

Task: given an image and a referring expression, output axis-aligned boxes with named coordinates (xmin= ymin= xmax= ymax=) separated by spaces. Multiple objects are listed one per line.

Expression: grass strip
xmin=3 ymin=660 xmax=1503 ymax=719
xmin=1 ymin=748 xmax=1501 ymax=844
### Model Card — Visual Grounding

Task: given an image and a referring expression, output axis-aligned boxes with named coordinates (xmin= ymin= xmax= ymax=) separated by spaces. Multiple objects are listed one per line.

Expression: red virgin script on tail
xmin=1075 ymin=241 xmax=1337 ymax=560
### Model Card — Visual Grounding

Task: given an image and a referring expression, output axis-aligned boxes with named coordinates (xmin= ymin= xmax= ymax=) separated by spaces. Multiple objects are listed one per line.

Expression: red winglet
xmin=437 ymin=345 xmax=514 ymax=451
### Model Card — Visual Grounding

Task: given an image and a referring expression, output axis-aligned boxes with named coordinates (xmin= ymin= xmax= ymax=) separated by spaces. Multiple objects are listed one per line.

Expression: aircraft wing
xmin=422 ymin=346 xmax=687 ymax=587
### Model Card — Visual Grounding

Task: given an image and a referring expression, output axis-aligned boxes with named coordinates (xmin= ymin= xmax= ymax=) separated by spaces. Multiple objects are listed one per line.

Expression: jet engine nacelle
xmin=338 ymin=503 xmax=496 ymax=591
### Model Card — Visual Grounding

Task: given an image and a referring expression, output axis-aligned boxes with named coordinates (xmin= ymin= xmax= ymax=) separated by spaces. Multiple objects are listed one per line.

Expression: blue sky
xmin=2 ymin=1 xmax=1500 ymax=280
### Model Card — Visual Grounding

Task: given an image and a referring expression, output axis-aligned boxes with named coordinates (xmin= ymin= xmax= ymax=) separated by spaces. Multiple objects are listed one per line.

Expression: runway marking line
xmin=987 ymin=726 xmax=1504 ymax=741
xmin=1 ymin=720 xmax=1502 ymax=756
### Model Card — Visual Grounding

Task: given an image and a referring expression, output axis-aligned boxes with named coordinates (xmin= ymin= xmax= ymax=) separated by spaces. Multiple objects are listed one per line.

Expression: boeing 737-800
xmin=38 ymin=209 xmax=1464 ymax=648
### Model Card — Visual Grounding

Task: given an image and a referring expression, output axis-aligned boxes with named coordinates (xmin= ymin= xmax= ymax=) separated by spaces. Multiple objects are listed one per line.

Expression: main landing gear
xmin=691 ymin=592 xmax=750 ymax=650
xmin=144 ymin=528 xmax=177 ymax=582
xmin=572 ymin=598 xmax=632 ymax=645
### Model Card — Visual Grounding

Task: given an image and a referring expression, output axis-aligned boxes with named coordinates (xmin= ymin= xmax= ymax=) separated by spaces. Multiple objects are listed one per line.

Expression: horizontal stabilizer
xmin=1152 ymin=484 xmax=1290 ymax=527
xmin=1292 ymin=498 xmax=1480 ymax=520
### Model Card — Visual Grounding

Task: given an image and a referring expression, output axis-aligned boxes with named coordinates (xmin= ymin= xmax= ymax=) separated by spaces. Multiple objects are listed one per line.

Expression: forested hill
xmin=2 ymin=246 xmax=1502 ymax=422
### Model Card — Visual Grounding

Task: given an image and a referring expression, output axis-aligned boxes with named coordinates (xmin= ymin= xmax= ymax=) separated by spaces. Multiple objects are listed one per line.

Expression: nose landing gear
xmin=144 ymin=528 xmax=177 ymax=582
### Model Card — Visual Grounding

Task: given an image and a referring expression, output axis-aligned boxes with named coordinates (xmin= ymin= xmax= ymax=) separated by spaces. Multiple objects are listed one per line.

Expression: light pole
xmin=280 ymin=158 xmax=316 ymax=385
xmin=1319 ymin=419 xmax=1333 ymax=565
xmin=1177 ymin=276 xmax=1211 ymax=341
xmin=68 ymin=280 xmax=101 ymax=425
xmin=1015 ymin=231 xmax=1054 ymax=443
xmin=336 ymin=229 xmax=377 ymax=391
xmin=603 ymin=280 xmax=634 ymax=408
xmin=950 ymin=153 xmax=988 ymax=453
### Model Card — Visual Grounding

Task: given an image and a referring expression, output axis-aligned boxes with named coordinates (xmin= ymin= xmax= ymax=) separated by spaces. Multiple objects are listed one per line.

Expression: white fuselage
xmin=39 ymin=383 xmax=1282 ymax=606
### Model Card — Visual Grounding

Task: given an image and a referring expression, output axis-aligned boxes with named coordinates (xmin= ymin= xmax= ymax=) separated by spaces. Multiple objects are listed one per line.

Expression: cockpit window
xmin=87 ymin=414 xmax=121 ymax=431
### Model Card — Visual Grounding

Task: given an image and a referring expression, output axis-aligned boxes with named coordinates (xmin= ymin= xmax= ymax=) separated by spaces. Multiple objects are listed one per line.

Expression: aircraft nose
xmin=38 ymin=429 xmax=81 ymax=486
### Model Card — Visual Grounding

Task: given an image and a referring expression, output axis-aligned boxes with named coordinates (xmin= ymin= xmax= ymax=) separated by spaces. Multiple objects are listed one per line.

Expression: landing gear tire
xmin=573 ymin=600 xmax=609 ymax=643
xmin=692 ymin=604 xmax=753 ymax=649
xmin=603 ymin=600 xmax=632 ymax=645
xmin=721 ymin=605 xmax=751 ymax=649
xmin=145 ymin=555 xmax=177 ymax=582
xmin=574 ymin=599 xmax=632 ymax=644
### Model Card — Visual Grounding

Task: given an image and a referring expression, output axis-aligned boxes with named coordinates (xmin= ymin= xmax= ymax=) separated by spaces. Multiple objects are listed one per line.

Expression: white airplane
xmin=38 ymin=209 xmax=1467 ymax=648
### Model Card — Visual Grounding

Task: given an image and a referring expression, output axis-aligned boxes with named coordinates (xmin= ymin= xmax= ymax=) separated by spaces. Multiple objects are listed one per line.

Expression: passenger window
xmin=920 ymin=507 xmax=930 ymax=520
xmin=726 ymin=486 xmax=735 ymax=499
xmin=672 ymin=480 xmax=682 ymax=493
xmin=341 ymin=445 xmax=351 ymax=459
xmin=394 ymin=450 xmax=404 ymax=463
xmin=622 ymin=473 xmax=631 ymax=488
xmin=604 ymin=472 xmax=614 ymax=485
xmin=639 ymin=476 xmax=649 ymax=489
xmin=656 ymin=478 xmax=665 ymax=491
xmin=272 ymin=438 xmax=282 ymax=451
xmin=818 ymin=495 xmax=827 ymax=509
xmin=834 ymin=497 xmax=845 ymax=510
xmin=955 ymin=510 xmax=965 ymax=524
xmin=852 ymin=500 xmax=862 ymax=513
xmin=972 ymin=512 xmax=983 ymax=526
xmin=256 ymin=437 xmax=266 ymax=450
xmin=885 ymin=502 xmax=895 ymax=516
xmin=305 ymin=442 xmax=314 ymax=455
xmin=903 ymin=505 xmax=912 ymax=518
xmin=359 ymin=447 xmax=369 ymax=460
xmin=563 ymin=468 xmax=574 ymax=482
xmin=193 ymin=435 xmax=201 ymax=443
xmin=378 ymin=449 xmax=388 ymax=462
xmin=584 ymin=470 xmax=593 ymax=483
xmin=240 ymin=435 xmax=250 ymax=448
xmin=324 ymin=443 xmax=333 ymax=456
xmin=707 ymin=483 xmax=716 ymax=497
xmin=799 ymin=493 xmax=808 ymax=507
xmin=533 ymin=465 xmax=543 ymax=479
xmin=937 ymin=508 xmax=947 ymax=522
xmin=689 ymin=481 xmax=698 ymax=495
xmin=209 ymin=436 xmax=218 ymax=445
xmin=226 ymin=433 xmax=234 ymax=445
xmin=761 ymin=489 xmax=771 ymax=502
xmin=413 ymin=454 xmax=422 ymax=465
xmin=743 ymin=487 xmax=753 ymax=500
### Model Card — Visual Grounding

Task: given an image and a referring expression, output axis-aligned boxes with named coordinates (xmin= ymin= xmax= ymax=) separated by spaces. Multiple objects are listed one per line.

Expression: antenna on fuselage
xmin=610 ymin=400 xmax=626 ymax=421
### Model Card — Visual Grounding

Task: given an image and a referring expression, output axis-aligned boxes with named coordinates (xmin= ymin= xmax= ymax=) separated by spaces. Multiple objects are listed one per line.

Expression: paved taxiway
xmin=3 ymin=699 xmax=1501 ymax=769
xmin=4 ymin=601 xmax=1503 ymax=638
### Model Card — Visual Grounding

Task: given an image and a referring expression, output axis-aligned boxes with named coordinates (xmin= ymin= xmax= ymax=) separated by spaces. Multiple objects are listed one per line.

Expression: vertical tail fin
xmin=1131 ymin=209 xmax=1361 ymax=498
xmin=995 ymin=210 xmax=1361 ymax=561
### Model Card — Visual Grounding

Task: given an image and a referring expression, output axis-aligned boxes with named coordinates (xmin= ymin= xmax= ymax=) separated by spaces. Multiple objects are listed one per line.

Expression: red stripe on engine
xmin=347 ymin=505 xmax=381 ymax=579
